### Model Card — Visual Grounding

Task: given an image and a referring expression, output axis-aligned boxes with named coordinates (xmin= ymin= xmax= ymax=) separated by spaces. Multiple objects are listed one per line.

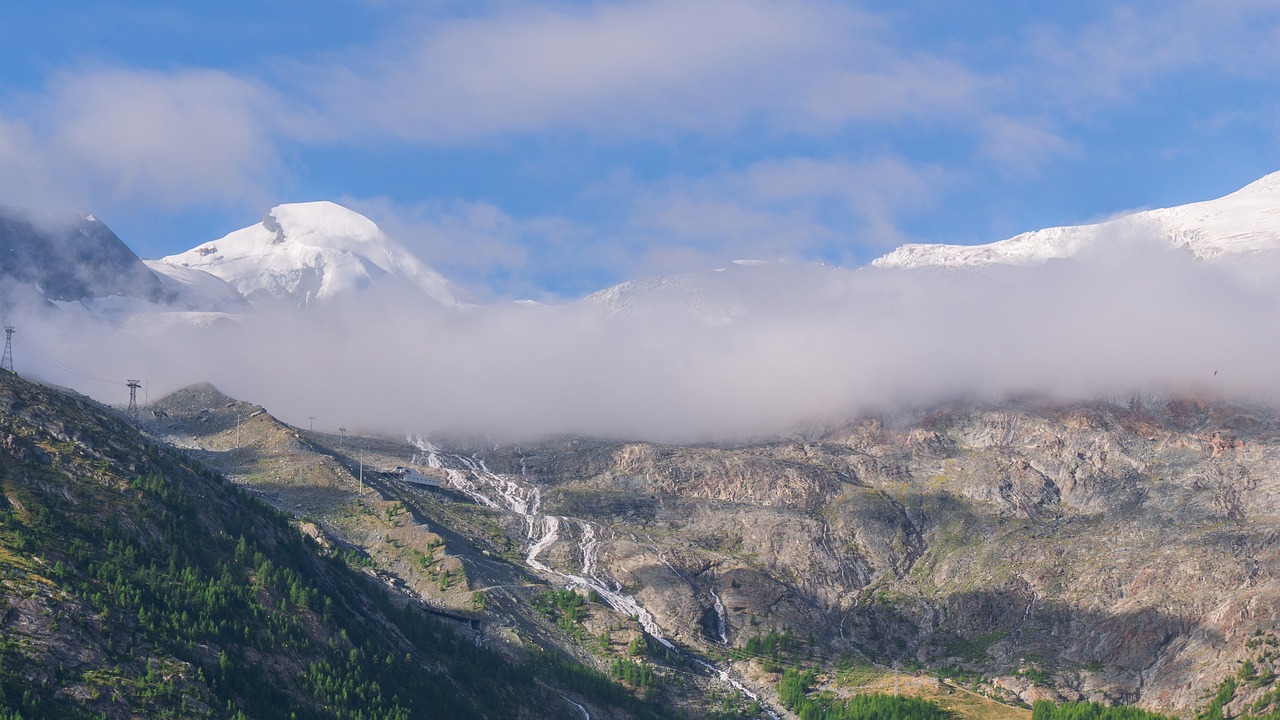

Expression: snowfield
xmin=161 ymin=201 xmax=456 ymax=309
xmin=873 ymin=171 xmax=1280 ymax=270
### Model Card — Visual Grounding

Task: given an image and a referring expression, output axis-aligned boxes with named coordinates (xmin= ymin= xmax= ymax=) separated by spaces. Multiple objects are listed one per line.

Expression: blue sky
xmin=2 ymin=0 xmax=1279 ymax=301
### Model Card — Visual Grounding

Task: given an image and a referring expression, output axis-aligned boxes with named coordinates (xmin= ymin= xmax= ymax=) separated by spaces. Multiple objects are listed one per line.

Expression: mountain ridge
xmin=872 ymin=171 xmax=1280 ymax=270
xmin=0 ymin=206 xmax=168 ymax=306
xmin=6 ymin=170 xmax=1280 ymax=324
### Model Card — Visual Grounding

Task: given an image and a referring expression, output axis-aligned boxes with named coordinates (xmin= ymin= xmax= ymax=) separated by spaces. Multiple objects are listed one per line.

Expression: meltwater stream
xmin=410 ymin=440 xmax=778 ymax=717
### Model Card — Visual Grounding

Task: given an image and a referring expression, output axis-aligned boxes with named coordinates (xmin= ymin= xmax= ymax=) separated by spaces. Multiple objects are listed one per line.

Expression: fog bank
xmin=15 ymin=225 xmax=1280 ymax=443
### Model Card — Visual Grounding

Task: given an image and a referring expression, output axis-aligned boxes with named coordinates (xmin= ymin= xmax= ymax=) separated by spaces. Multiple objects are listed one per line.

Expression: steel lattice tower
xmin=1 ymin=326 xmax=14 ymax=374
xmin=126 ymin=379 xmax=141 ymax=420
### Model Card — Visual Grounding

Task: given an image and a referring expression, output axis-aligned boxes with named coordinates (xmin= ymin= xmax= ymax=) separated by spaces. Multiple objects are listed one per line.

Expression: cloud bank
xmin=14 ymin=222 xmax=1280 ymax=444
xmin=0 ymin=68 xmax=283 ymax=214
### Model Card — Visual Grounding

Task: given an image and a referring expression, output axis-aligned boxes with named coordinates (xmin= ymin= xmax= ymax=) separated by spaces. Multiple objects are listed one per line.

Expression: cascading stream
xmin=426 ymin=448 xmax=776 ymax=716
xmin=561 ymin=695 xmax=591 ymax=720
xmin=710 ymin=588 xmax=728 ymax=645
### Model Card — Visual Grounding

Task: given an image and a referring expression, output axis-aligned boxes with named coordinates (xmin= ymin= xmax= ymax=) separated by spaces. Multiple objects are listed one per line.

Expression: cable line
xmin=11 ymin=335 xmax=128 ymax=387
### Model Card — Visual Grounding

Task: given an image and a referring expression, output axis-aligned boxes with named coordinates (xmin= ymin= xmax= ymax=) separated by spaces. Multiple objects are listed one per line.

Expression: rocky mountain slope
xmin=10 ymin=175 xmax=1280 ymax=718
xmin=143 ymin=382 xmax=763 ymax=719
xmin=0 ymin=372 xmax=679 ymax=720
xmin=140 ymin=381 xmax=1280 ymax=718
xmin=452 ymin=394 xmax=1280 ymax=717
xmin=0 ymin=205 xmax=246 ymax=324
xmin=0 ymin=207 xmax=168 ymax=307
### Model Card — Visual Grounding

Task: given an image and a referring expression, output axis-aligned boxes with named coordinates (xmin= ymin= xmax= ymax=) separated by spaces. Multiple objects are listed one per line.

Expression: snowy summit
xmin=872 ymin=171 xmax=1280 ymax=270
xmin=162 ymin=202 xmax=455 ymax=309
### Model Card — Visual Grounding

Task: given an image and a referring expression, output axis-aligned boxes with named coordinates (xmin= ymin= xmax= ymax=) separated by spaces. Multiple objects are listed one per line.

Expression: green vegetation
xmin=1 ymin=453 xmax=526 ymax=719
xmin=730 ymin=629 xmax=798 ymax=672
xmin=743 ymin=629 xmax=795 ymax=657
xmin=0 ymin=375 xmax=674 ymax=720
xmin=533 ymin=589 xmax=589 ymax=642
xmin=1020 ymin=667 xmax=1052 ymax=686
xmin=777 ymin=668 xmax=951 ymax=720
xmin=943 ymin=630 xmax=1006 ymax=663
xmin=1032 ymin=701 xmax=1176 ymax=720
xmin=629 ymin=634 xmax=647 ymax=656
xmin=538 ymin=651 xmax=670 ymax=720
xmin=706 ymin=689 xmax=765 ymax=720
xmin=1249 ymin=685 xmax=1280 ymax=719
xmin=833 ymin=658 xmax=885 ymax=688
xmin=1198 ymin=630 xmax=1280 ymax=719
xmin=611 ymin=657 xmax=657 ymax=688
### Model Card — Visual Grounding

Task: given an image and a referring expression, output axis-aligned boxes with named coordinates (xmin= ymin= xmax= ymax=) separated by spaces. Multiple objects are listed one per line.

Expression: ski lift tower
xmin=126 ymin=379 xmax=141 ymax=421
xmin=1 ymin=326 xmax=14 ymax=374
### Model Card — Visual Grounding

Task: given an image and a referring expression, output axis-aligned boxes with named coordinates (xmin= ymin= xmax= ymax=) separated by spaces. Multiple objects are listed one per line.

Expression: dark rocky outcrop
xmin=0 ymin=206 xmax=168 ymax=305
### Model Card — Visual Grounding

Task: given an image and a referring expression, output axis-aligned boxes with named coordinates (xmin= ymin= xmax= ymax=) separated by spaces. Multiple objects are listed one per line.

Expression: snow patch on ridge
xmin=145 ymin=260 xmax=248 ymax=313
xmin=872 ymin=171 xmax=1280 ymax=270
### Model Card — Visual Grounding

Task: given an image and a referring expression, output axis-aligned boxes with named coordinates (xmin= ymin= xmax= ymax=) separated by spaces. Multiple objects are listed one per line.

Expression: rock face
xmin=0 ymin=206 xmax=248 ymax=321
xmin=139 ymin=382 xmax=1280 ymax=716
xmin=463 ymin=396 xmax=1280 ymax=715
xmin=0 ymin=207 xmax=167 ymax=305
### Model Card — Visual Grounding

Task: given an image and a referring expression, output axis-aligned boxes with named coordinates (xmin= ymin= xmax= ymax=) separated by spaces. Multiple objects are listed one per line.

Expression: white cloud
xmin=621 ymin=156 xmax=944 ymax=271
xmin=5 ymin=0 xmax=1278 ymax=285
xmin=0 ymin=67 xmax=284 ymax=214
xmin=25 ymin=222 xmax=1280 ymax=444
xmin=48 ymin=68 xmax=283 ymax=207
xmin=345 ymin=196 xmax=595 ymax=302
xmin=335 ymin=156 xmax=941 ymax=302
xmin=307 ymin=0 xmax=985 ymax=141
xmin=802 ymin=55 xmax=984 ymax=127
xmin=977 ymin=116 xmax=1075 ymax=175
xmin=1018 ymin=1 xmax=1280 ymax=115
xmin=0 ymin=116 xmax=52 ymax=204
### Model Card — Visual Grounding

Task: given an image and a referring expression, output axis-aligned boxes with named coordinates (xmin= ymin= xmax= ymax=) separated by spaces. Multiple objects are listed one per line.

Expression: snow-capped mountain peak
xmin=162 ymin=201 xmax=455 ymax=308
xmin=260 ymin=201 xmax=380 ymax=248
xmin=872 ymin=171 xmax=1280 ymax=270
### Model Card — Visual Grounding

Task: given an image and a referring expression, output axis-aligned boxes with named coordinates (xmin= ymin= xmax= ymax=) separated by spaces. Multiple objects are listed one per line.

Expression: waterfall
xmin=432 ymin=450 xmax=775 ymax=716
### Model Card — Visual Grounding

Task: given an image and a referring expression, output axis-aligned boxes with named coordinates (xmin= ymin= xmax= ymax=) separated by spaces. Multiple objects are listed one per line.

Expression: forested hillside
xmin=0 ymin=372 xmax=653 ymax=719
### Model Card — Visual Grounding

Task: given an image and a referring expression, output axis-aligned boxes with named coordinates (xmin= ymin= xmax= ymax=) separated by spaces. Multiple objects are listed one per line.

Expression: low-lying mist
xmin=17 ymin=223 xmax=1280 ymax=443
